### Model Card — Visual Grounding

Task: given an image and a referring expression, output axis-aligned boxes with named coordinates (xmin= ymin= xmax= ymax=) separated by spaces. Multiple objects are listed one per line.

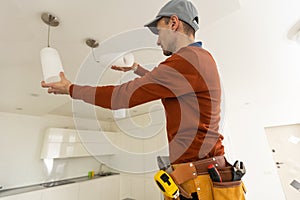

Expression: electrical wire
xmin=47 ymin=24 xmax=50 ymax=47
xmin=92 ymin=47 xmax=100 ymax=63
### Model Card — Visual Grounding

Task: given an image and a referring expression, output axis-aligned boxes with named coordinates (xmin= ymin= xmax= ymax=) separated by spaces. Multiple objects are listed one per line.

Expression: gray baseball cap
xmin=145 ymin=0 xmax=199 ymax=34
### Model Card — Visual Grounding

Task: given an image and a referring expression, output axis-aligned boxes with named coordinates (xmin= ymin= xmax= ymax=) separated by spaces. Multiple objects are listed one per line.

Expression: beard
xmin=163 ymin=50 xmax=173 ymax=56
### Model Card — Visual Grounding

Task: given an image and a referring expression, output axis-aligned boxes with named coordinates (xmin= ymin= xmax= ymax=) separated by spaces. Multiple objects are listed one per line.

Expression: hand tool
xmin=232 ymin=160 xmax=246 ymax=181
xmin=155 ymin=156 xmax=180 ymax=199
xmin=208 ymin=164 xmax=222 ymax=182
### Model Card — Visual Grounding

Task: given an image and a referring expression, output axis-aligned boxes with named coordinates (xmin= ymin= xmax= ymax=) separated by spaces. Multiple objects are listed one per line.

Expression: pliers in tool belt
xmin=232 ymin=160 xmax=246 ymax=181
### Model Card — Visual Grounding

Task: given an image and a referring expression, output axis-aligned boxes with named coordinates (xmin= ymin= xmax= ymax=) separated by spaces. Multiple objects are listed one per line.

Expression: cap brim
xmin=144 ymin=16 xmax=162 ymax=35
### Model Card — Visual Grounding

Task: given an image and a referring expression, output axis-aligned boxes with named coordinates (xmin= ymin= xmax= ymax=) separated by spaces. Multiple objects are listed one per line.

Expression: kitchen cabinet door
xmin=0 ymin=190 xmax=42 ymax=200
xmin=99 ymin=175 xmax=120 ymax=200
xmin=78 ymin=175 xmax=120 ymax=200
xmin=78 ymin=178 xmax=101 ymax=200
xmin=41 ymin=183 xmax=79 ymax=200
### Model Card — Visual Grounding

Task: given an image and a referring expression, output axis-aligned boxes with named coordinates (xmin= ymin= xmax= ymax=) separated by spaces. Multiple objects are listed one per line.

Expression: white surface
xmin=0 ymin=0 xmax=242 ymax=116
xmin=265 ymin=124 xmax=300 ymax=200
xmin=40 ymin=128 xmax=118 ymax=159
xmin=0 ymin=175 xmax=120 ymax=200
xmin=40 ymin=47 xmax=64 ymax=83
xmin=0 ymin=112 xmax=110 ymax=189
xmin=120 ymin=173 xmax=160 ymax=200
xmin=0 ymin=190 xmax=42 ymax=200
xmin=98 ymin=52 xmax=134 ymax=67
xmin=296 ymin=31 xmax=300 ymax=45
xmin=41 ymin=184 xmax=79 ymax=200
xmin=223 ymin=104 xmax=286 ymax=200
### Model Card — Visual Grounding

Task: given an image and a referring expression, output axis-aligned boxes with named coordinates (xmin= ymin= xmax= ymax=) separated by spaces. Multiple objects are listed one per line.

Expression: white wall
xmin=0 ymin=112 xmax=111 ymax=190
xmin=199 ymin=0 xmax=300 ymax=126
xmin=223 ymin=104 xmax=286 ymax=199
xmin=197 ymin=0 xmax=300 ymax=199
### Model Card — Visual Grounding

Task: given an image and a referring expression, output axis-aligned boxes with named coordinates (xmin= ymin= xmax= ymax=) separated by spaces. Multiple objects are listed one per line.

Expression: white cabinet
xmin=0 ymin=190 xmax=42 ymax=200
xmin=99 ymin=175 xmax=120 ymax=200
xmin=78 ymin=176 xmax=120 ymax=200
xmin=78 ymin=179 xmax=101 ymax=200
xmin=40 ymin=128 xmax=118 ymax=159
xmin=41 ymin=183 xmax=79 ymax=200
xmin=0 ymin=175 xmax=120 ymax=200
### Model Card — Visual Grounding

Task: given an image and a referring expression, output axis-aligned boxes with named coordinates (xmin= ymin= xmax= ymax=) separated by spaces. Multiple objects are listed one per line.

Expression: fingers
xmin=59 ymin=71 xmax=66 ymax=79
xmin=47 ymin=87 xmax=55 ymax=94
xmin=47 ymin=87 xmax=62 ymax=94
xmin=111 ymin=65 xmax=131 ymax=72
xmin=41 ymin=80 xmax=53 ymax=88
xmin=111 ymin=65 xmax=122 ymax=71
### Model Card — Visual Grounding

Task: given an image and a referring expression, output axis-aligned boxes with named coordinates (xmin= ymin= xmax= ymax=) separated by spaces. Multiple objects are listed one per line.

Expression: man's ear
xmin=169 ymin=15 xmax=180 ymax=31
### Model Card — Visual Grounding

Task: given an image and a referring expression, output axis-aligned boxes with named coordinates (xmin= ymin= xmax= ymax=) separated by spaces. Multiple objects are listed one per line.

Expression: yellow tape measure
xmin=154 ymin=170 xmax=180 ymax=199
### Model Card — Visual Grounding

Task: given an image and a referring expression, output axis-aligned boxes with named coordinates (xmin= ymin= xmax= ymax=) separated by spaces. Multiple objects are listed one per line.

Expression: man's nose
xmin=156 ymin=37 xmax=161 ymax=46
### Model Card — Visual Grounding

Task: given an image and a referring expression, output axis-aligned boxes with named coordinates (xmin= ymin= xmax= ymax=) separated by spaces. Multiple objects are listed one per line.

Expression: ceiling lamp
xmin=85 ymin=38 xmax=127 ymax=119
xmin=40 ymin=13 xmax=64 ymax=83
xmin=86 ymin=38 xmax=100 ymax=63
xmin=287 ymin=19 xmax=300 ymax=45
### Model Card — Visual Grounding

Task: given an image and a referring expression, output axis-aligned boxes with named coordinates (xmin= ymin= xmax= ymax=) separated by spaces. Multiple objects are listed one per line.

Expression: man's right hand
xmin=111 ymin=62 xmax=138 ymax=72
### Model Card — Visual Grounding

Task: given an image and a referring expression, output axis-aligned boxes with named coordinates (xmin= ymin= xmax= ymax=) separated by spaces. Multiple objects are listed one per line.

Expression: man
xmin=42 ymin=0 xmax=231 ymax=199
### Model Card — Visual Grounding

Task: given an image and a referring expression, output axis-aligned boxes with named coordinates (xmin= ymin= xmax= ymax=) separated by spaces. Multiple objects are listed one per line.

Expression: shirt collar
xmin=189 ymin=41 xmax=202 ymax=47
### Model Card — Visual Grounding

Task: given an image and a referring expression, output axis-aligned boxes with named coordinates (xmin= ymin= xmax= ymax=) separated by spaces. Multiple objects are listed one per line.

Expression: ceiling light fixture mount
xmin=41 ymin=13 xmax=60 ymax=27
xmin=40 ymin=12 xmax=64 ymax=83
xmin=86 ymin=39 xmax=99 ymax=48
xmin=86 ymin=38 xmax=100 ymax=63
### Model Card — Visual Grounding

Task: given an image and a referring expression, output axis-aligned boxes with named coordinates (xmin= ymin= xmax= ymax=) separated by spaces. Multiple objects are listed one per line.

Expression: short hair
xmin=162 ymin=17 xmax=195 ymax=37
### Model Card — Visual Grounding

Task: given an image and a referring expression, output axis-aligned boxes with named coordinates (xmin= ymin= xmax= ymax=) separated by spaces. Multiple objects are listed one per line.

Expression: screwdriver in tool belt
xmin=208 ymin=164 xmax=222 ymax=182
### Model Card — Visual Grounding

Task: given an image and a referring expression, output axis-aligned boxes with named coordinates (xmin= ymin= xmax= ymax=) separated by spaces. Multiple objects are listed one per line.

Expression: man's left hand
xmin=41 ymin=72 xmax=72 ymax=95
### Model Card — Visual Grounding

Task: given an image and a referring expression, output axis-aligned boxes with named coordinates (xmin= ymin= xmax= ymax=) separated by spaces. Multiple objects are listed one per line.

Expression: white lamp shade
xmin=113 ymin=109 xmax=126 ymax=119
xmin=296 ymin=30 xmax=300 ymax=45
xmin=40 ymin=47 xmax=64 ymax=83
xmin=98 ymin=52 xmax=134 ymax=67
xmin=113 ymin=53 xmax=134 ymax=67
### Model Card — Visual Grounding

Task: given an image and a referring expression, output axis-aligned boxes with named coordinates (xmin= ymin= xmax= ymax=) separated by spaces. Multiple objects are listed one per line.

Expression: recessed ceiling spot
xmin=30 ymin=93 xmax=40 ymax=97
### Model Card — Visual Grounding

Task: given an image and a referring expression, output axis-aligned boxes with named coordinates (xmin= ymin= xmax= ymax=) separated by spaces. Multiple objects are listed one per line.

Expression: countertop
xmin=0 ymin=172 xmax=119 ymax=197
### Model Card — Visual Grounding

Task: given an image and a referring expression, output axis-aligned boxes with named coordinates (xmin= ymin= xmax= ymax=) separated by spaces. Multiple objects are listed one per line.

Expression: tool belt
xmin=170 ymin=156 xmax=226 ymax=185
xmin=155 ymin=156 xmax=246 ymax=200
xmin=169 ymin=156 xmax=235 ymax=199
xmin=165 ymin=156 xmax=247 ymax=200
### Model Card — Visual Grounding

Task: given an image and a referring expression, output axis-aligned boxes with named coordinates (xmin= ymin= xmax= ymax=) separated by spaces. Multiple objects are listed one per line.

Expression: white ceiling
xmin=0 ymin=0 xmax=244 ymax=121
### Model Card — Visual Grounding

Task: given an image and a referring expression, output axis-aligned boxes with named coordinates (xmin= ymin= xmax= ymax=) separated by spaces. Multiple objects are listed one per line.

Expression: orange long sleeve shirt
xmin=70 ymin=43 xmax=224 ymax=164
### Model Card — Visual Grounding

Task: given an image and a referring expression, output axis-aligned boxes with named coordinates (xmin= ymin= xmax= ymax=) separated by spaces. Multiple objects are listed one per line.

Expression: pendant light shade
xmin=287 ymin=19 xmax=300 ymax=45
xmin=296 ymin=31 xmax=300 ymax=45
xmin=40 ymin=13 xmax=64 ymax=83
xmin=40 ymin=47 xmax=64 ymax=83
xmin=113 ymin=109 xmax=127 ymax=119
